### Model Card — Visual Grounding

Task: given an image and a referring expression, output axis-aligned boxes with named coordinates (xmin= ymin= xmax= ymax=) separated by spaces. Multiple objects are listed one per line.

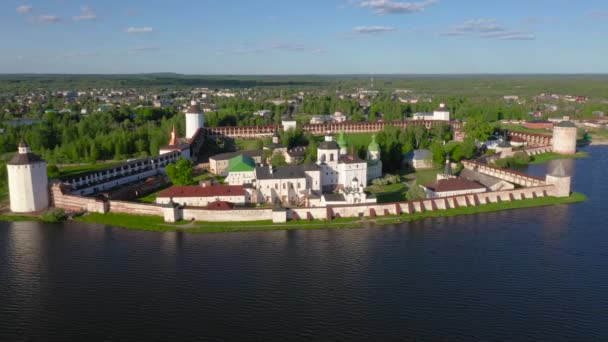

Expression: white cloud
xmin=125 ymin=27 xmax=154 ymax=34
xmin=269 ymin=43 xmax=326 ymax=54
xmin=480 ymin=31 xmax=535 ymax=40
xmin=442 ymin=18 xmax=535 ymax=41
xmin=16 ymin=5 xmax=33 ymax=14
xmin=588 ymin=10 xmax=608 ymax=19
xmin=63 ymin=52 xmax=99 ymax=58
xmin=352 ymin=26 xmax=397 ymax=34
xmin=359 ymin=0 xmax=436 ymax=15
xmin=73 ymin=7 xmax=97 ymax=21
xmin=31 ymin=15 xmax=61 ymax=24
xmin=128 ymin=46 xmax=159 ymax=54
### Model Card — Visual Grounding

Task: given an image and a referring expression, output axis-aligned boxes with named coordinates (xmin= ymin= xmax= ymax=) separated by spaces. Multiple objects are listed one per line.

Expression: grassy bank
xmin=67 ymin=192 xmax=586 ymax=233
xmin=530 ymin=151 xmax=589 ymax=164
xmin=0 ymin=214 xmax=41 ymax=222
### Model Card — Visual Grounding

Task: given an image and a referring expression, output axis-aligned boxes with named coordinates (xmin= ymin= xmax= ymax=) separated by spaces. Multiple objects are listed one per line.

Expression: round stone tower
xmin=7 ymin=139 xmax=49 ymax=213
xmin=185 ymin=100 xmax=205 ymax=140
xmin=545 ymin=160 xmax=571 ymax=197
xmin=552 ymin=117 xmax=577 ymax=155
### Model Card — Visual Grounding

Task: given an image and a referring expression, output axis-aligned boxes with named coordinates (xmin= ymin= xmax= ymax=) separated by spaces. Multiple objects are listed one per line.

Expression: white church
xmin=224 ymin=131 xmax=383 ymax=206
xmin=412 ymin=103 xmax=451 ymax=121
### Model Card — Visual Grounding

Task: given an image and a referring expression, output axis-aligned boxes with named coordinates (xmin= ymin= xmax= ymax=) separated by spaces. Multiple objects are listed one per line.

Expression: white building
xmin=159 ymin=126 xmax=191 ymax=160
xmin=421 ymin=177 xmax=486 ymax=199
xmin=254 ymin=164 xmax=321 ymax=206
xmin=156 ymin=185 xmax=251 ymax=207
xmin=225 ymin=155 xmax=257 ymax=186
xmin=7 ymin=140 xmax=49 ymax=213
xmin=185 ymin=101 xmax=205 ymax=140
xmin=412 ymin=103 xmax=451 ymax=121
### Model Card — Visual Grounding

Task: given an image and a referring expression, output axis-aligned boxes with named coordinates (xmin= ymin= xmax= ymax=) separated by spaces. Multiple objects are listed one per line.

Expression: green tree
xmin=464 ymin=115 xmax=495 ymax=142
xmin=271 ymin=153 xmax=287 ymax=167
xmin=166 ymin=158 xmax=194 ymax=186
xmin=406 ymin=183 xmax=426 ymax=201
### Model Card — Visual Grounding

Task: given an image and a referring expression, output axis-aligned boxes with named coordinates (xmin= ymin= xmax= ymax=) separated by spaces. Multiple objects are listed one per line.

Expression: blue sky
xmin=2 ymin=0 xmax=608 ymax=74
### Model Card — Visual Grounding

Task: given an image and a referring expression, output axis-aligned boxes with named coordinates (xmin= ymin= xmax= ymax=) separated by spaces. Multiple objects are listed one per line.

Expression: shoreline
xmin=1 ymin=193 xmax=586 ymax=233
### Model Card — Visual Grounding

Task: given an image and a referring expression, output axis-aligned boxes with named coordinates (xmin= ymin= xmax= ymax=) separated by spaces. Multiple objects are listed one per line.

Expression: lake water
xmin=1 ymin=147 xmax=607 ymax=341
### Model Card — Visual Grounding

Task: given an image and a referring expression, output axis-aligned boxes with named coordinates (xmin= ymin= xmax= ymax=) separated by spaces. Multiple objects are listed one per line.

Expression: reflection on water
xmin=1 ymin=147 xmax=608 ymax=341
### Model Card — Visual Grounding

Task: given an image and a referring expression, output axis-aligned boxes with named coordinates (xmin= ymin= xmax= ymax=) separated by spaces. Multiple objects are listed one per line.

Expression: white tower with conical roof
xmin=7 ymin=140 xmax=49 ymax=212
xmin=185 ymin=100 xmax=205 ymax=140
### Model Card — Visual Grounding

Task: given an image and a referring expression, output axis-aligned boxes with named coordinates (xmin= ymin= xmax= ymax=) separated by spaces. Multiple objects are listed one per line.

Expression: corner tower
xmin=7 ymin=139 xmax=49 ymax=213
xmin=552 ymin=116 xmax=577 ymax=155
xmin=185 ymin=100 xmax=205 ymax=140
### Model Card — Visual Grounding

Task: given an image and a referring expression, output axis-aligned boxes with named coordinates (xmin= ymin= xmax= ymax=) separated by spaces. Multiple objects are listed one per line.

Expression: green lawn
xmin=402 ymin=168 xmax=441 ymax=186
xmin=530 ymin=151 xmax=589 ymax=164
xmin=366 ymin=182 xmax=408 ymax=204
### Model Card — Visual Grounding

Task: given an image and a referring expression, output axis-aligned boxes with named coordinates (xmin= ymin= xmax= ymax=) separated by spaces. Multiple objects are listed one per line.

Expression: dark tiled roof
xmin=8 ymin=152 xmax=44 ymax=165
xmin=339 ymin=154 xmax=365 ymax=164
xmin=255 ymin=165 xmax=306 ymax=180
xmin=323 ymin=193 xmax=346 ymax=202
xmin=555 ymin=121 xmax=576 ymax=128
xmin=158 ymin=185 xmax=245 ymax=198
xmin=186 ymin=104 xmax=200 ymax=113
xmin=318 ymin=141 xmax=339 ymax=150
xmin=301 ymin=162 xmax=321 ymax=171
xmin=423 ymin=177 xmax=486 ymax=193
xmin=459 ymin=169 xmax=504 ymax=188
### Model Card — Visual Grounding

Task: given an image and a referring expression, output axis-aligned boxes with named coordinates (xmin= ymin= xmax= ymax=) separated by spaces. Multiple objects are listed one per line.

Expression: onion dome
xmin=368 ymin=134 xmax=380 ymax=152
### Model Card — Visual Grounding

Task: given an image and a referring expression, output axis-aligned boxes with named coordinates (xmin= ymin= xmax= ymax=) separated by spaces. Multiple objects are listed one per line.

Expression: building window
xmin=330 ymin=154 xmax=334 ymax=161
xmin=283 ymin=183 xmax=286 ymax=189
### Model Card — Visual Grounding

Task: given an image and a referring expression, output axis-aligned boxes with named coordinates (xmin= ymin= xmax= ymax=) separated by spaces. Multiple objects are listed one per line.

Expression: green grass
xmin=67 ymin=192 xmax=586 ymax=233
xmin=402 ymin=168 xmax=442 ymax=186
xmin=58 ymin=162 xmax=122 ymax=179
xmin=0 ymin=214 xmax=41 ymax=222
xmin=367 ymin=182 xmax=408 ymax=204
xmin=530 ymin=151 xmax=589 ymax=164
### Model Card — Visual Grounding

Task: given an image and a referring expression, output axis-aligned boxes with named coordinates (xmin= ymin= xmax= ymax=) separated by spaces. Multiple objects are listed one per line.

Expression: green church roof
xmin=228 ymin=154 xmax=256 ymax=172
xmin=337 ymin=131 xmax=347 ymax=148
xmin=368 ymin=134 xmax=380 ymax=152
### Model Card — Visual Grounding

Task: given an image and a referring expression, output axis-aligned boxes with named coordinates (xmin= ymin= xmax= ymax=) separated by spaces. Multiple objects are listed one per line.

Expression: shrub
xmin=41 ymin=209 xmax=66 ymax=223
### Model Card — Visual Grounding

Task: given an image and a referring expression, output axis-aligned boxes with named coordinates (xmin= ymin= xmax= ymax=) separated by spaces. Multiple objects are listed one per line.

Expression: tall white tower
xmin=185 ymin=100 xmax=205 ymax=140
xmin=7 ymin=140 xmax=49 ymax=213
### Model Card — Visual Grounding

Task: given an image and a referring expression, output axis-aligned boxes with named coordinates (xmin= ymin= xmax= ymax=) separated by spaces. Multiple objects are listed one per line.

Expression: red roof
xmin=206 ymin=201 xmax=235 ymax=210
xmin=423 ymin=178 xmax=486 ymax=193
xmin=157 ymin=185 xmax=245 ymax=198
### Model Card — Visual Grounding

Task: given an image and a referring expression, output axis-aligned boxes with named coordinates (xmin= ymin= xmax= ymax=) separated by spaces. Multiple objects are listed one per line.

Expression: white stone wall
xmin=424 ymin=186 xmax=487 ymax=199
xmin=226 ymin=171 xmax=255 ymax=186
xmin=257 ymin=177 xmax=307 ymax=204
xmin=183 ymin=208 xmax=273 ymax=222
xmin=304 ymin=170 xmax=321 ymax=192
xmin=433 ymin=110 xmax=450 ymax=121
xmin=8 ymin=162 xmax=49 ymax=213
xmin=159 ymin=147 xmax=191 ymax=161
xmin=156 ymin=194 xmax=247 ymax=207
xmin=186 ymin=112 xmax=205 ymax=139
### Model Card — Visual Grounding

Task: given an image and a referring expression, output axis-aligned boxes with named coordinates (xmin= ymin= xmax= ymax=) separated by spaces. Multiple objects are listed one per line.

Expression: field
xmin=2 ymin=74 xmax=608 ymax=98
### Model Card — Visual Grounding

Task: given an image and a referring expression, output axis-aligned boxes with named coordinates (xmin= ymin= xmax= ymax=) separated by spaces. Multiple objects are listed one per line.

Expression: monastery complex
xmin=6 ymin=101 xmax=578 ymax=224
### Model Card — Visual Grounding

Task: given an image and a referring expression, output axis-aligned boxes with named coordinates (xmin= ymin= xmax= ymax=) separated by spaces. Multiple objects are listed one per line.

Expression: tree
xmin=47 ymin=164 xmax=60 ymax=179
xmin=463 ymin=115 xmax=495 ymax=142
xmin=271 ymin=153 xmax=287 ymax=167
xmin=406 ymin=183 xmax=426 ymax=201
xmin=166 ymin=158 xmax=194 ymax=186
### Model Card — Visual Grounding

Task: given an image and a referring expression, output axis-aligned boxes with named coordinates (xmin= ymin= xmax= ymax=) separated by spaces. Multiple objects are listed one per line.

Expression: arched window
xmin=330 ymin=153 xmax=334 ymax=161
